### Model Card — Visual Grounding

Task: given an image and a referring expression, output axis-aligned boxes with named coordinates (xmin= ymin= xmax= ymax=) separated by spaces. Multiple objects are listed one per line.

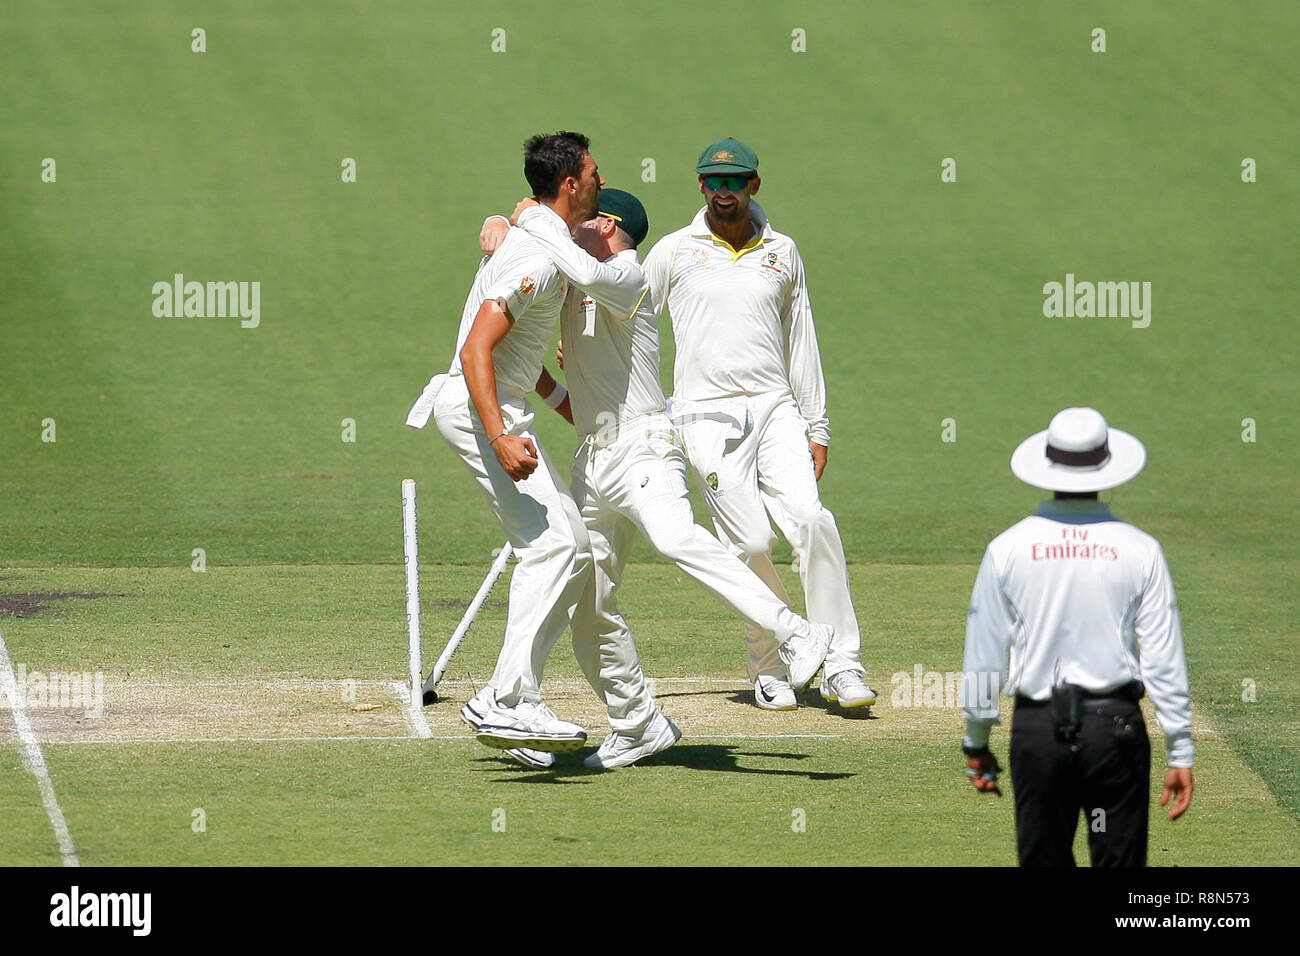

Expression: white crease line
xmin=438 ymin=677 xmax=749 ymax=686
xmin=41 ymin=735 xmax=425 ymax=744
xmin=76 ymin=679 xmax=398 ymax=689
xmin=34 ymin=732 xmax=845 ymax=744
xmin=0 ymin=629 xmax=80 ymax=866
xmin=391 ymin=681 xmax=433 ymax=739
xmin=64 ymin=677 xmax=752 ymax=689
xmin=670 ymin=738 xmax=842 ymax=743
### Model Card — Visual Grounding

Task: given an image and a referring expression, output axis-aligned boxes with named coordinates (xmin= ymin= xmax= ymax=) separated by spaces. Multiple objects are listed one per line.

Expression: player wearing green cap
xmin=642 ymin=137 xmax=877 ymax=714
xmin=479 ymin=187 xmax=835 ymax=764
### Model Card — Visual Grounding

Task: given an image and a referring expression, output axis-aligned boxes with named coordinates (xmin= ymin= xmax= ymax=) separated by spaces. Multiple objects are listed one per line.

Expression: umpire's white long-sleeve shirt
xmin=641 ymin=203 xmax=831 ymax=446
xmin=961 ymin=499 xmax=1194 ymax=767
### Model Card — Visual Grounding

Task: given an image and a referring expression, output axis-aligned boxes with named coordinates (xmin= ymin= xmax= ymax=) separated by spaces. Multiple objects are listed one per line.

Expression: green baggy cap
xmin=696 ymin=137 xmax=758 ymax=175
xmin=597 ymin=188 xmax=649 ymax=246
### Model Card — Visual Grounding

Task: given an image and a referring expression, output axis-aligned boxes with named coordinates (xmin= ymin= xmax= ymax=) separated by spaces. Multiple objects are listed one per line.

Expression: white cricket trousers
xmin=675 ymin=392 xmax=864 ymax=681
xmin=570 ymin=414 xmax=815 ymax=731
xmin=432 ymin=375 xmax=593 ymax=707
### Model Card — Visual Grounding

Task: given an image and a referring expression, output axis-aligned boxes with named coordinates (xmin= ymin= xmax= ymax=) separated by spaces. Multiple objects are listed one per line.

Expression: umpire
xmin=960 ymin=408 xmax=1195 ymax=866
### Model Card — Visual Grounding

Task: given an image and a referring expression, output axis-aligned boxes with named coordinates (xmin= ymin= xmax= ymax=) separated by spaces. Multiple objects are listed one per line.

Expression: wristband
xmin=488 ymin=430 xmax=508 ymax=445
xmin=542 ymin=384 xmax=567 ymax=410
xmin=962 ymin=743 xmax=991 ymax=758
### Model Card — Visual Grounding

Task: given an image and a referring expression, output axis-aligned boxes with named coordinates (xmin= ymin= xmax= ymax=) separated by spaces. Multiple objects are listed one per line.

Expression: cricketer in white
xmin=407 ymin=227 xmax=589 ymax=714
xmin=642 ymin=149 xmax=873 ymax=710
xmin=406 ymin=132 xmax=606 ymax=762
xmin=497 ymin=195 xmax=831 ymax=748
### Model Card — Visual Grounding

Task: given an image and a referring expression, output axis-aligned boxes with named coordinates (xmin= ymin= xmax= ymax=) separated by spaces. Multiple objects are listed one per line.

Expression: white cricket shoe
xmin=778 ymin=622 xmax=835 ymax=690
xmin=459 ymin=687 xmax=497 ymax=730
xmin=820 ymin=670 xmax=878 ymax=709
xmin=497 ymin=747 xmax=555 ymax=770
xmin=460 ymin=688 xmax=555 ymax=769
xmin=753 ymin=675 xmax=797 ymax=711
xmin=476 ymin=698 xmax=588 ymax=753
xmin=583 ymin=711 xmax=681 ymax=769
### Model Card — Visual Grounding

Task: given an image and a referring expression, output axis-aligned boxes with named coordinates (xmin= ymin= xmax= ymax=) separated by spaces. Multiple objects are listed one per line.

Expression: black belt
xmin=1016 ymin=681 xmax=1144 ymax=708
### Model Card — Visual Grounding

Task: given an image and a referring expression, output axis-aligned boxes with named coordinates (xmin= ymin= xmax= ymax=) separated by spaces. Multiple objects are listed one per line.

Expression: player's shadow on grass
xmin=645 ymin=744 xmax=855 ymax=780
xmin=485 ymin=744 xmax=855 ymax=782
xmin=719 ymin=689 xmax=878 ymax=719
xmin=474 ymin=755 xmax=596 ymax=784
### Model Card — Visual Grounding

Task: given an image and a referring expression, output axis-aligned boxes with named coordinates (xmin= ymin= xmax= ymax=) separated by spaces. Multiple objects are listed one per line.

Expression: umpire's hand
xmin=966 ymin=752 xmax=1003 ymax=797
xmin=1160 ymin=767 xmax=1194 ymax=820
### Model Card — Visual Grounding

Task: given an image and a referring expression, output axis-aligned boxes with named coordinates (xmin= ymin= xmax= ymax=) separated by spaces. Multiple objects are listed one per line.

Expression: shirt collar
xmin=611 ymin=248 xmax=640 ymax=265
xmin=524 ymin=202 xmax=569 ymax=229
xmin=1035 ymin=498 xmax=1116 ymax=523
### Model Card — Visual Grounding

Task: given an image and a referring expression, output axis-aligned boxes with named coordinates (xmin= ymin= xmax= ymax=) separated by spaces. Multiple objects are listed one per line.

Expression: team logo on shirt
xmin=761 ymin=252 xmax=783 ymax=274
xmin=519 ymin=276 xmax=535 ymax=294
xmin=691 ymin=249 xmax=710 ymax=265
xmin=706 ymin=472 xmax=719 ymax=491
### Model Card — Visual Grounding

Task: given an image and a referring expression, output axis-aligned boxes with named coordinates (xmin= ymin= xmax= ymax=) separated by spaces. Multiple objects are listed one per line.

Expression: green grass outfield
xmin=1 ymin=1 xmax=1297 ymax=865
xmin=1 ymin=564 xmax=1296 ymax=866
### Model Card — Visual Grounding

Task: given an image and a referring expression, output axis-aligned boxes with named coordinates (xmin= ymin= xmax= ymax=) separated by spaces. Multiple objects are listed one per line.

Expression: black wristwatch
xmin=962 ymin=743 xmax=991 ymax=758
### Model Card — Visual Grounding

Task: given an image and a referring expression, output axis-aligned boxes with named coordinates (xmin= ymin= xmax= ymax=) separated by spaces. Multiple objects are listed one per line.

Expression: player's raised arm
xmin=515 ymin=199 xmax=647 ymax=321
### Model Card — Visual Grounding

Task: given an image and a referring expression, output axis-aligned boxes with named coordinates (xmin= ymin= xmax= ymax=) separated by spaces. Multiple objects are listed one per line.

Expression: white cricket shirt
xmin=642 ymin=202 xmax=831 ymax=446
xmin=444 ymin=225 xmax=568 ymax=398
xmin=516 ymin=205 xmax=664 ymax=444
xmin=961 ymin=499 xmax=1194 ymax=767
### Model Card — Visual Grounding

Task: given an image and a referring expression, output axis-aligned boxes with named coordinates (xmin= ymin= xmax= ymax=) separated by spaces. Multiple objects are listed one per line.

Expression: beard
xmin=709 ymin=196 xmax=745 ymax=222
xmin=579 ymin=190 xmax=601 ymax=221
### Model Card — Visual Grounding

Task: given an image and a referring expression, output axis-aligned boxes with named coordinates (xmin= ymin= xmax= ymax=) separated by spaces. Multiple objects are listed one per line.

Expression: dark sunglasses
xmin=702 ymin=174 xmax=753 ymax=192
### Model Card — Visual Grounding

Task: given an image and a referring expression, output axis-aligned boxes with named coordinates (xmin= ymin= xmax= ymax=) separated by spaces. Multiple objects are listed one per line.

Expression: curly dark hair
xmin=523 ymin=131 xmax=590 ymax=199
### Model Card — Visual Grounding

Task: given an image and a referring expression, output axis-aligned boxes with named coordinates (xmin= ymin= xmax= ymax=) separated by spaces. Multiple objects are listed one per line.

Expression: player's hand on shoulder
xmin=493 ymin=434 xmax=538 ymax=482
xmin=510 ymin=197 xmax=539 ymax=225
xmin=480 ymin=216 xmax=510 ymax=255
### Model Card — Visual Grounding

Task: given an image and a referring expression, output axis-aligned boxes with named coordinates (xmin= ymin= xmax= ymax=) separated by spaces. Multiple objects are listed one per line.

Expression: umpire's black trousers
xmin=1010 ymin=696 xmax=1150 ymax=866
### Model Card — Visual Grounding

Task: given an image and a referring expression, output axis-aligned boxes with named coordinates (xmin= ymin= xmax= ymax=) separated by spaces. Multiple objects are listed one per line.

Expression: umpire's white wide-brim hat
xmin=1010 ymin=407 xmax=1146 ymax=493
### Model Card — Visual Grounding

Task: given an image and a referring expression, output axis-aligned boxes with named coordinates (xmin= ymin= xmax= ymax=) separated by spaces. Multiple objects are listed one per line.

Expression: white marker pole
xmin=401 ymin=478 xmax=422 ymax=710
